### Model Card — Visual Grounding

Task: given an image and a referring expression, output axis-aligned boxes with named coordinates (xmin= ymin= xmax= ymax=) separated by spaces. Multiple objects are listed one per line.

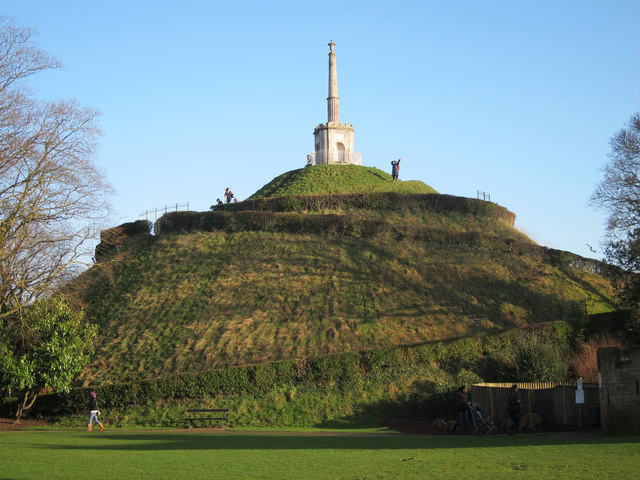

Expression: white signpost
xmin=576 ymin=378 xmax=584 ymax=404
xmin=575 ymin=378 xmax=584 ymax=428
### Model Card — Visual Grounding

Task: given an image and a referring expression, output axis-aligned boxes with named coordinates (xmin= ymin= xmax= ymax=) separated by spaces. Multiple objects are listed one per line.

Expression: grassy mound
xmin=70 ymin=166 xmax=616 ymax=386
xmin=74 ymin=231 xmax=614 ymax=385
xmin=249 ymin=165 xmax=437 ymax=198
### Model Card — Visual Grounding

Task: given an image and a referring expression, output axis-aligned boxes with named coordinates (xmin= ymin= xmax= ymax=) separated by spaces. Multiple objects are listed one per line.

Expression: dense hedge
xmin=7 ymin=325 xmax=578 ymax=420
xmin=209 ymin=192 xmax=516 ymax=224
xmin=20 ymin=342 xmax=456 ymax=417
xmin=144 ymin=192 xmax=608 ymax=278
xmin=152 ymin=208 xmax=604 ymax=275
xmin=156 ymin=208 xmax=509 ymax=245
xmin=95 ymin=220 xmax=153 ymax=261
xmin=157 ymin=210 xmax=387 ymax=236
xmin=151 ymin=192 xmax=603 ymax=276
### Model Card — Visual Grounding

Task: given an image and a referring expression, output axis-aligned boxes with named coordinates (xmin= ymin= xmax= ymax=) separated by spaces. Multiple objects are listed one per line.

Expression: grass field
xmin=1 ymin=429 xmax=638 ymax=479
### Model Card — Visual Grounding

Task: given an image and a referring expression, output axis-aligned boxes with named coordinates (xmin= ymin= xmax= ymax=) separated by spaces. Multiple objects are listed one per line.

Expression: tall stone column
xmin=327 ymin=40 xmax=339 ymax=123
xmin=314 ymin=40 xmax=358 ymax=165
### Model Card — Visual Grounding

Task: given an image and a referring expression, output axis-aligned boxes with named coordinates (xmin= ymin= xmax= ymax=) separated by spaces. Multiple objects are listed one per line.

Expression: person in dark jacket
xmin=453 ymin=385 xmax=471 ymax=434
xmin=507 ymin=384 xmax=521 ymax=434
xmin=87 ymin=391 xmax=105 ymax=432
xmin=391 ymin=158 xmax=401 ymax=180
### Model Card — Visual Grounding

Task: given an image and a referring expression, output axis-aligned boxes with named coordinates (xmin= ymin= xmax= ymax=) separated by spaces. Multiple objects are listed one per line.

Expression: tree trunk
xmin=14 ymin=390 xmax=38 ymax=424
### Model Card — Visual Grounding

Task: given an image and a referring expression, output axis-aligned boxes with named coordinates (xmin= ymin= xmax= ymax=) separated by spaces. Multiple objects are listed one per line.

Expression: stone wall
xmin=598 ymin=346 xmax=640 ymax=435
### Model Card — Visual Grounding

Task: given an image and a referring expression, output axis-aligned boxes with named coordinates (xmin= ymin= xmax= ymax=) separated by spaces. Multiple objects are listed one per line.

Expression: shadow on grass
xmin=39 ymin=432 xmax=639 ymax=452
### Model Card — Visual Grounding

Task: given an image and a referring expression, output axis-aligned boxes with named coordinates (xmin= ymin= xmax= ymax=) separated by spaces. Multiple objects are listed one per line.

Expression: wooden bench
xmin=185 ymin=408 xmax=229 ymax=428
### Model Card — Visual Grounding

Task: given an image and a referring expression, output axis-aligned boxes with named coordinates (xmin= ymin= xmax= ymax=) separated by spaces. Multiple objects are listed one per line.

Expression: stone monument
xmin=313 ymin=41 xmax=360 ymax=165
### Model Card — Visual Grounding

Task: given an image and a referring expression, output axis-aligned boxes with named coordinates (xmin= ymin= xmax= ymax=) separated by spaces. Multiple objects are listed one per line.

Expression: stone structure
xmin=313 ymin=41 xmax=360 ymax=165
xmin=598 ymin=346 xmax=640 ymax=434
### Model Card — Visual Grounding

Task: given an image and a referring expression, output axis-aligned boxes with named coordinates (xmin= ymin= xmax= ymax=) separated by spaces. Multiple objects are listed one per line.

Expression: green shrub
xmin=411 ymin=343 xmax=449 ymax=365
xmin=454 ymin=368 xmax=483 ymax=388
xmin=368 ymin=348 xmax=405 ymax=375
xmin=95 ymin=220 xmax=153 ymax=260
xmin=478 ymin=332 xmax=568 ymax=382
xmin=442 ymin=337 xmax=482 ymax=372
xmin=23 ymin=326 xmax=578 ymax=425
xmin=515 ymin=335 xmax=567 ymax=381
xmin=303 ymin=353 xmax=360 ymax=386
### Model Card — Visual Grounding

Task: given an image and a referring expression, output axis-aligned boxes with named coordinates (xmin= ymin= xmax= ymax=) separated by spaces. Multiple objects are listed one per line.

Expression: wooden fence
xmin=470 ymin=382 xmax=600 ymax=428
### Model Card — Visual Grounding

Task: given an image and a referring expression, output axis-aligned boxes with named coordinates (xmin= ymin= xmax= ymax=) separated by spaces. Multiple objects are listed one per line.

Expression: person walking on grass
xmin=87 ymin=391 xmax=105 ymax=432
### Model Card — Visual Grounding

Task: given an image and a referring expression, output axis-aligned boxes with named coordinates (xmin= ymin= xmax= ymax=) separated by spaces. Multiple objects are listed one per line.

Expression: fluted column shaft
xmin=327 ymin=41 xmax=339 ymax=123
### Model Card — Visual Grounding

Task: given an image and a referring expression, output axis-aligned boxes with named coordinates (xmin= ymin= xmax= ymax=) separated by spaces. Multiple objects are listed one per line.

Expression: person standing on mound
xmin=224 ymin=187 xmax=234 ymax=203
xmin=391 ymin=158 xmax=401 ymax=181
xmin=87 ymin=391 xmax=104 ymax=432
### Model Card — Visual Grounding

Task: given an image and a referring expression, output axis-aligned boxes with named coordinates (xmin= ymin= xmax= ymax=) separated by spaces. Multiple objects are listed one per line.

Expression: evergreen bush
xmin=514 ymin=335 xmax=567 ymax=381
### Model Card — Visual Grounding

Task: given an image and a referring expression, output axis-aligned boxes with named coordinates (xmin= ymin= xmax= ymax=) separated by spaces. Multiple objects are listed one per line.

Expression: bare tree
xmin=0 ymin=17 xmax=112 ymax=317
xmin=591 ymin=113 xmax=640 ymax=305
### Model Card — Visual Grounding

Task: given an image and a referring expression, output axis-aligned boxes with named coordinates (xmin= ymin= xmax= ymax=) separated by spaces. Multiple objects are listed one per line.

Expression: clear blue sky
xmin=4 ymin=0 xmax=640 ymax=259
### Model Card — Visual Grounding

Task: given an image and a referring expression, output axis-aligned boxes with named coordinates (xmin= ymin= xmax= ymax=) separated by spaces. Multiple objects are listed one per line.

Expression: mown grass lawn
xmin=1 ymin=429 xmax=638 ymax=479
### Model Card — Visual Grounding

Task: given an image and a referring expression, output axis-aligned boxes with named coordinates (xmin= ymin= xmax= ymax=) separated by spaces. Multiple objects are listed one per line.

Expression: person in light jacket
xmin=87 ymin=391 xmax=105 ymax=432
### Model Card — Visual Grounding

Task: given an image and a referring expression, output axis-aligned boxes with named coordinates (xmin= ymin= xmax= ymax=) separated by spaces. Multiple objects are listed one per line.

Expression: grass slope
xmin=249 ymin=164 xmax=437 ymax=198
xmin=69 ymin=165 xmax=616 ymax=385
xmin=74 ymin=213 xmax=614 ymax=384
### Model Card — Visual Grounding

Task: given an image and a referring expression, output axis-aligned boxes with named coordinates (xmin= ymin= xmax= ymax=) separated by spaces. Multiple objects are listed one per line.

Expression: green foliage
xmin=368 ymin=348 xmax=406 ymax=375
xmin=303 ymin=353 xmax=360 ymax=386
xmin=454 ymin=368 xmax=484 ymax=387
xmin=478 ymin=330 xmax=569 ymax=382
xmin=441 ymin=337 xmax=483 ymax=372
xmin=95 ymin=220 xmax=153 ymax=260
xmin=0 ymin=297 xmax=97 ymax=418
xmin=197 ymin=192 xmax=517 ymax=227
xmin=411 ymin=343 xmax=449 ymax=364
xmin=157 ymin=193 xmax=530 ymax=237
xmin=17 ymin=317 xmax=629 ymax=428
xmin=18 ymin=325 xmax=579 ymax=427
xmin=514 ymin=335 xmax=567 ymax=381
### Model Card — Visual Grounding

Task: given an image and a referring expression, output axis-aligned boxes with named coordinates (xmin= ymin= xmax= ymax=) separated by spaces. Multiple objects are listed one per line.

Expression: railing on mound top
xmin=139 ymin=202 xmax=189 ymax=235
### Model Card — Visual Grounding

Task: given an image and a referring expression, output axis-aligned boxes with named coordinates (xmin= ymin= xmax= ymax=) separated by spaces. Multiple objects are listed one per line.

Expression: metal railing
xmin=139 ymin=202 xmax=189 ymax=234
